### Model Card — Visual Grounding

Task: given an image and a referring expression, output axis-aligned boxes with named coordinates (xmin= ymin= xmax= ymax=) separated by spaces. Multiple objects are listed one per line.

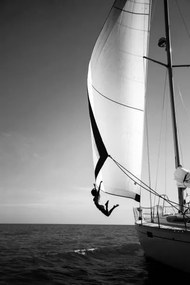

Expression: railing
xmin=133 ymin=205 xmax=177 ymax=224
xmin=134 ymin=204 xmax=190 ymax=229
xmin=134 ymin=194 xmax=179 ymax=225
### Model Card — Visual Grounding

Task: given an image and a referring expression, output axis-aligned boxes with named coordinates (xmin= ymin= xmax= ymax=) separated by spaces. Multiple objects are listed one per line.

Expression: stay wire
xmin=109 ymin=155 xmax=180 ymax=212
xmin=154 ymin=70 xmax=168 ymax=193
xmin=175 ymin=0 xmax=190 ymax=40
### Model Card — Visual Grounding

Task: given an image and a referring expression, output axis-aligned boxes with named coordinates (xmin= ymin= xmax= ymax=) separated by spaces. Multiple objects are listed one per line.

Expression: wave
xmin=73 ymin=247 xmax=98 ymax=256
xmin=70 ymin=242 xmax=142 ymax=259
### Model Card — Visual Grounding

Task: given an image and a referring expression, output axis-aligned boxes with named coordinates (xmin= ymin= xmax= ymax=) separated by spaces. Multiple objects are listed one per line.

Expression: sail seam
xmin=121 ymin=49 xmax=146 ymax=59
xmin=114 ymin=6 xmax=149 ymax=16
xmin=117 ymin=0 xmax=151 ymax=5
xmin=92 ymin=84 xmax=143 ymax=112
xmin=117 ymin=20 xmax=149 ymax=33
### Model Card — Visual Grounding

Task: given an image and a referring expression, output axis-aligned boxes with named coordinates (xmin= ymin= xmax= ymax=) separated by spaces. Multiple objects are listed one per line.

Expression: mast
xmin=164 ymin=0 xmax=184 ymax=212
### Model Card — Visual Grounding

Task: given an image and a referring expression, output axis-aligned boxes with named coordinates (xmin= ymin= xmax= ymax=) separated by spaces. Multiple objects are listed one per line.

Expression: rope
xmin=110 ymin=155 xmax=190 ymax=219
xmin=176 ymin=88 xmax=184 ymax=166
xmin=154 ymin=70 xmax=168 ymax=192
xmin=109 ymin=155 xmax=180 ymax=212
xmin=178 ymin=86 xmax=190 ymax=128
xmin=145 ymin=97 xmax=153 ymax=211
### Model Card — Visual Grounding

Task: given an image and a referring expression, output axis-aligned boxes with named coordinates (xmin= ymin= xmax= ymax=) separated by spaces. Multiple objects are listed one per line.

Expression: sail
xmin=174 ymin=167 xmax=190 ymax=188
xmin=87 ymin=0 xmax=151 ymax=201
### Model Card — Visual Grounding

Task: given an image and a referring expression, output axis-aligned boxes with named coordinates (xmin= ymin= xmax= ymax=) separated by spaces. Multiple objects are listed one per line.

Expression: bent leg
xmin=105 ymin=200 xmax=109 ymax=211
xmin=107 ymin=204 xmax=119 ymax=216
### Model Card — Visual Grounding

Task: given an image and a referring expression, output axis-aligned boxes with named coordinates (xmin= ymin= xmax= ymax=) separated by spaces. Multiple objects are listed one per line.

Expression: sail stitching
xmin=92 ymin=84 xmax=143 ymax=112
xmin=116 ymin=0 xmax=151 ymax=5
xmin=117 ymin=20 xmax=149 ymax=33
xmin=120 ymin=48 xmax=147 ymax=59
xmin=114 ymin=6 xmax=149 ymax=16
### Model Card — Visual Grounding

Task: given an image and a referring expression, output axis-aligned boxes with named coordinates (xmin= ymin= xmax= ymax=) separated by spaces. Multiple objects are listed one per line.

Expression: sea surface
xmin=0 ymin=224 xmax=189 ymax=284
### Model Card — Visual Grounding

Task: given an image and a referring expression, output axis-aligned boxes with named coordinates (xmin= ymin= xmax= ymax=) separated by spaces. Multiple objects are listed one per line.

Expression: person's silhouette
xmin=91 ymin=181 xmax=119 ymax=216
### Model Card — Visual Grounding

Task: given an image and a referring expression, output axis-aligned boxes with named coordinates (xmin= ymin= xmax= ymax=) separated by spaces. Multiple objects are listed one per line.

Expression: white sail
xmin=87 ymin=0 xmax=151 ymax=201
xmin=174 ymin=167 xmax=190 ymax=188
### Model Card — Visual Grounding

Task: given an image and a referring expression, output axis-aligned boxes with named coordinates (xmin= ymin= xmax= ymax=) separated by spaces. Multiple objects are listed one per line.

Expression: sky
xmin=0 ymin=0 xmax=125 ymax=224
xmin=1 ymin=0 xmax=190 ymax=224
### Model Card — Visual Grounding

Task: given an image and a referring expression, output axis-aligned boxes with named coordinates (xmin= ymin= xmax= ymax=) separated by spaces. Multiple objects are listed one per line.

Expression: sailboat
xmin=87 ymin=0 xmax=190 ymax=272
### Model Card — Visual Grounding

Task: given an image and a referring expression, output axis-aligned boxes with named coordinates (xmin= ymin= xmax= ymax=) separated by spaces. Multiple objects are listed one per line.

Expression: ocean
xmin=0 ymin=224 xmax=189 ymax=284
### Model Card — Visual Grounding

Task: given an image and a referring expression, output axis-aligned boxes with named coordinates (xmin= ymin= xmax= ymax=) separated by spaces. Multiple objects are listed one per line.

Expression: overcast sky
xmin=1 ymin=0 xmax=190 ymax=224
xmin=0 ymin=0 xmax=127 ymax=224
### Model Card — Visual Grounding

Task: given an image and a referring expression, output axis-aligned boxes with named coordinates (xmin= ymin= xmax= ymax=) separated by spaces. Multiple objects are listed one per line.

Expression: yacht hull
xmin=135 ymin=222 xmax=190 ymax=272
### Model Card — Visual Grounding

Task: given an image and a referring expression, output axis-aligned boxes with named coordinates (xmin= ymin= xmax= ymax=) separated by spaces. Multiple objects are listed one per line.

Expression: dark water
xmin=0 ymin=224 xmax=189 ymax=284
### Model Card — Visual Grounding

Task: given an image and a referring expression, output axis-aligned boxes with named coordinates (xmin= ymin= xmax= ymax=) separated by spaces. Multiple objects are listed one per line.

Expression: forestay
xmin=87 ymin=0 xmax=151 ymax=201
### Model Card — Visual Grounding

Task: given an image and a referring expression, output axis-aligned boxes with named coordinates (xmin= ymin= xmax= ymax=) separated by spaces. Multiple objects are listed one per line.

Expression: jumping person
xmin=91 ymin=181 xmax=119 ymax=216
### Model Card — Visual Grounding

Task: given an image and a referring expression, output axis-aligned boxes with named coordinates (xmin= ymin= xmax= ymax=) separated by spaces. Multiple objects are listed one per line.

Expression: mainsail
xmin=87 ymin=0 xmax=151 ymax=201
xmin=174 ymin=167 xmax=190 ymax=188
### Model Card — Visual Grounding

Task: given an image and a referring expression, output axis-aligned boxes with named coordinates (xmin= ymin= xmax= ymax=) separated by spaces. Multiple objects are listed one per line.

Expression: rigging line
xmin=175 ymin=0 xmax=190 ymax=40
xmin=145 ymin=109 xmax=153 ymax=208
xmin=91 ymin=84 xmax=143 ymax=111
xmin=142 ymin=0 xmax=152 ymax=204
xmin=150 ymin=0 xmax=158 ymax=30
xmin=176 ymin=86 xmax=189 ymax=165
xmin=154 ymin=70 xmax=167 ymax=192
xmin=164 ymin=94 xmax=168 ymax=196
xmin=109 ymin=155 xmax=180 ymax=211
xmin=145 ymin=109 xmax=153 ymax=211
xmin=143 ymin=59 xmax=152 ymax=209
xmin=178 ymin=86 xmax=190 ymax=124
xmin=115 ymin=159 xmax=179 ymax=211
